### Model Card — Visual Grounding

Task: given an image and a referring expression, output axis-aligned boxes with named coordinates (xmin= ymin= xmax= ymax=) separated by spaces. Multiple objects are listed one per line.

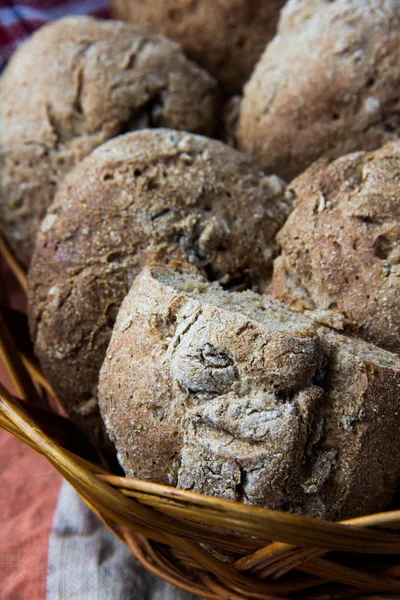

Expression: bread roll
xmin=270 ymin=142 xmax=400 ymax=353
xmin=99 ymin=262 xmax=400 ymax=520
xmin=110 ymin=0 xmax=286 ymax=94
xmin=0 ymin=17 xmax=219 ymax=266
xmin=238 ymin=0 xmax=400 ymax=180
xmin=28 ymin=129 xmax=289 ymax=449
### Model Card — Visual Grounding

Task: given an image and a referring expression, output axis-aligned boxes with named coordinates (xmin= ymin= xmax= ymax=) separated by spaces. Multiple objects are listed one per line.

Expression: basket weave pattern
xmin=2 ymin=235 xmax=400 ymax=600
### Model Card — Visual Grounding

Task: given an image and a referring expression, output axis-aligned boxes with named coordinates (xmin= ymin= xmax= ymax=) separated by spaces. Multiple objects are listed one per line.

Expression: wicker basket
xmin=3 ymin=236 xmax=400 ymax=600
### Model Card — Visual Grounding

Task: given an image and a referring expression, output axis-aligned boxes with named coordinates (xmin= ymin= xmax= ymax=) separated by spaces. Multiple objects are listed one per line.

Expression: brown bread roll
xmin=0 ymin=16 xmax=219 ymax=266
xmin=237 ymin=0 xmax=400 ymax=181
xmin=110 ymin=0 xmax=286 ymax=94
xmin=269 ymin=142 xmax=400 ymax=354
xmin=28 ymin=129 xmax=289 ymax=449
xmin=99 ymin=262 xmax=400 ymax=520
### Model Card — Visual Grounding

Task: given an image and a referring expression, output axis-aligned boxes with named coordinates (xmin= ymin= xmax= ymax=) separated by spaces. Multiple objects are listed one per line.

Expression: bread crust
xmin=99 ymin=262 xmax=400 ymax=519
xmin=28 ymin=129 xmax=289 ymax=449
xmin=278 ymin=0 xmax=330 ymax=33
xmin=110 ymin=0 xmax=286 ymax=94
xmin=237 ymin=0 xmax=400 ymax=181
xmin=270 ymin=142 xmax=400 ymax=354
xmin=0 ymin=17 xmax=219 ymax=265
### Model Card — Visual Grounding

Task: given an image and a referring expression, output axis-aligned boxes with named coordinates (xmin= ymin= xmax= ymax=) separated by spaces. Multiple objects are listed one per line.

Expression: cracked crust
xmin=99 ymin=262 xmax=400 ymax=520
xmin=0 ymin=16 xmax=219 ymax=266
xmin=28 ymin=129 xmax=289 ymax=450
xmin=237 ymin=0 xmax=400 ymax=181
xmin=269 ymin=142 xmax=400 ymax=353
xmin=110 ymin=0 xmax=286 ymax=94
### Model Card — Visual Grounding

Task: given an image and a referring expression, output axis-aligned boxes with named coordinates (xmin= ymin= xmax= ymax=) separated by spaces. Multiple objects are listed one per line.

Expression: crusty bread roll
xmin=270 ymin=142 xmax=400 ymax=354
xmin=28 ymin=129 xmax=289 ymax=449
xmin=99 ymin=262 xmax=400 ymax=520
xmin=237 ymin=0 xmax=400 ymax=181
xmin=110 ymin=0 xmax=286 ymax=94
xmin=0 ymin=17 xmax=219 ymax=266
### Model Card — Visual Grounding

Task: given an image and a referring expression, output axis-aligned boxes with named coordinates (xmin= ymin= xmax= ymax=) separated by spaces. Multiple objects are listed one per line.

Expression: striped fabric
xmin=0 ymin=0 xmax=109 ymax=69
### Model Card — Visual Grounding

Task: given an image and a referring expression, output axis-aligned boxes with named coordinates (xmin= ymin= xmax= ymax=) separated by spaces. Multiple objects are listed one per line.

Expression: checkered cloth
xmin=0 ymin=0 xmax=109 ymax=70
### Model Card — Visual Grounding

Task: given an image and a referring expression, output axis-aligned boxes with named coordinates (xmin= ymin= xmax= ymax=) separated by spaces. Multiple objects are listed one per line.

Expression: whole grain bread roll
xmin=269 ymin=142 xmax=400 ymax=354
xmin=28 ymin=129 xmax=289 ymax=449
xmin=237 ymin=0 xmax=400 ymax=181
xmin=99 ymin=262 xmax=400 ymax=520
xmin=110 ymin=0 xmax=286 ymax=94
xmin=0 ymin=17 xmax=219 ymax=266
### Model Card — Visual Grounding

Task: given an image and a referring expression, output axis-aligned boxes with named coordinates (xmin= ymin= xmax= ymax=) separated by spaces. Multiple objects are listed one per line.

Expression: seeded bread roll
xmin=28 ymin=129 xmax=289 ymax=449
xmin=110 ymin=0 xmax=286 ymax=94
xmin=0 ymin=17 xmax=219 ymax=266
xmin=99 ymin=262 xmax=400 ymax=520
xmin=270 ymin=142 xmax=400 ymax=354
xmin=237 ymin=0 xmax=400 ymax=181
